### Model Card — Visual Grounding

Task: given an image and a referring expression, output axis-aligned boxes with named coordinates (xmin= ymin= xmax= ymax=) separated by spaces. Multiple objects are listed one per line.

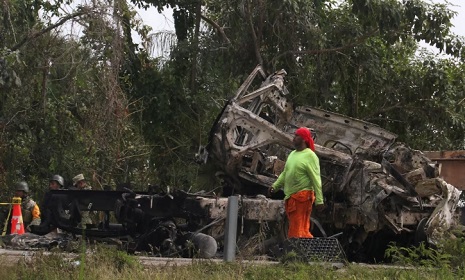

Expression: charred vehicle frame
xmin=198 ymin=65 xmax=462 ymax=261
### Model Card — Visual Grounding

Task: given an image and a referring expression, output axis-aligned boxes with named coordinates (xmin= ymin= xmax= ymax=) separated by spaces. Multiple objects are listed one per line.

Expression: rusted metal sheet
xmin=423 ymin=151 xmax=465 ymax=190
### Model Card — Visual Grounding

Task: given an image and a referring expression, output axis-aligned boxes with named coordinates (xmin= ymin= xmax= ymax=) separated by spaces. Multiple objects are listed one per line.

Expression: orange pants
xmin=285 ymin=190 xmax=315 ymax=238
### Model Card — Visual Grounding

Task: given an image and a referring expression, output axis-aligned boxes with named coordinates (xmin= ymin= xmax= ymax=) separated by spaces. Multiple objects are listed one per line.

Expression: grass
xmin=0 ymin=249 xmax=460 ymax=280
xmin=3 ymin=232 xmax=465 ymax=280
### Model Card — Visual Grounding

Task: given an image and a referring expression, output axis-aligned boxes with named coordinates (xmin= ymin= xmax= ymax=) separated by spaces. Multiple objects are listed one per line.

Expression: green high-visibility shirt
xmin=272 ymin=148 xmax=323 ymax=204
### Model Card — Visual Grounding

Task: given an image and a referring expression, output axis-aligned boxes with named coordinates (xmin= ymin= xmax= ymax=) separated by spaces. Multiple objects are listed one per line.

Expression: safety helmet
xmin=15 ymin=181 xmax=29 ymax=193
xmin=50 ymin=175 xmax=64 ymax=187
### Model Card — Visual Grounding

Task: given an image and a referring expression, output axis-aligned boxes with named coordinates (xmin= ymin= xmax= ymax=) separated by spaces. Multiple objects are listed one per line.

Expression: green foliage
xmin=0 ymin=0 xmax=153 ymax=201
xmin=130 ymin=0 xmax=198 ymax=43
xmin=90 ymin=246 xmax=142 ymax=272
xmin=438 ymin=231 xmax=465 ymax=274
xmin=383 ymin=235 xmax=465 ymax=278
xmin=0 ymin=49 xmax=22 ymax=89
xmin=442 ymin=238 xmax=465 ymax=270
xmin=8 ymin=246 xmax=141 ymax=279
xmin=279 ymin=250 xmax=306 ymax=264
xmin=385 ymin=242 xmax=451 ymax=268
xmin=190 ymin=0 xmax=465 ymax=153
xmin=1 ymin=0 xmax=465 ymax=199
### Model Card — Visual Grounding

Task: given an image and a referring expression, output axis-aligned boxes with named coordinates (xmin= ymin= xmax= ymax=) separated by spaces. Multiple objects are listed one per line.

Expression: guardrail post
xmin=223 ymin=195 xmax=239 ymax=262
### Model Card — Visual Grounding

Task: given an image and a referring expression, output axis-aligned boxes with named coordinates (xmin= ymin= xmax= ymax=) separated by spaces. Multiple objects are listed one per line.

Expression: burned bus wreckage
xmin=4 ymin=66 xmax=461 ymax=262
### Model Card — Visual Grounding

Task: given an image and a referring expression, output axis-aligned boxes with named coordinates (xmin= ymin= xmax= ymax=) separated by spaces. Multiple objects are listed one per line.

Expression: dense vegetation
xmin=1 ymin=0 xmax=464 ymax=201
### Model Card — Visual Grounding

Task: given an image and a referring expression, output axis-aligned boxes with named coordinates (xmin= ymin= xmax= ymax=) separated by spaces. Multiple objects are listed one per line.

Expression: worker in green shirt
xmin=269 ymin=127 xmax=324 ymax=238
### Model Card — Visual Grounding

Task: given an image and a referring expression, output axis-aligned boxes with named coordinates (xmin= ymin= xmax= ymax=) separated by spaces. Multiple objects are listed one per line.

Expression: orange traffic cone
xmin=11 ymin=197 xmax=25 ymax=235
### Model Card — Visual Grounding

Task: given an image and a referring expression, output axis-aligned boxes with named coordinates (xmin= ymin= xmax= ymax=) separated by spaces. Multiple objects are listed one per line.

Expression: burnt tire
xmin=190 ymin=233 xmax=218 ymax=259
xmin=414 ymin=218 xmax=428 ymax=245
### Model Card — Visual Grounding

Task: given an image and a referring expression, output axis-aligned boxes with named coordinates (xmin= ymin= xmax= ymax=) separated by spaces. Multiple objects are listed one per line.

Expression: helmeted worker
xmin=49 ymin=174 xmax=64 ymax=190
xmin=14 ymin=181 xmax=41 ymax=232
xmin=72 ymin=173 xmax=94 ymax=228
xmin=34 ymin=175 xmax=65 ymax=234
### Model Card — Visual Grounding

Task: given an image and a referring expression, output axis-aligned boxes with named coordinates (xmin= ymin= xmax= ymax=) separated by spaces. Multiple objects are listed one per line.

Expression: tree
xmin=1 ymin=0 xmax=464 ymax=201
xmin=0 ymin=0 xmax=152 ymax=201
xmin=137 ymin=0 xmax=465 ymax=150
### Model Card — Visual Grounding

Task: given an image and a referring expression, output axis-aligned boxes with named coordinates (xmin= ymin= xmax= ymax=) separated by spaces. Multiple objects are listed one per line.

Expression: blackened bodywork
xmin=32 ymin=189 xmax=218 ymax=258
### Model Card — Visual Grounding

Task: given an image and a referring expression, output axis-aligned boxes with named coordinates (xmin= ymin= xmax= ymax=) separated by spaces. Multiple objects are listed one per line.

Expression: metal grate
xmin=289 ymin=237 xmax=347 ymax=263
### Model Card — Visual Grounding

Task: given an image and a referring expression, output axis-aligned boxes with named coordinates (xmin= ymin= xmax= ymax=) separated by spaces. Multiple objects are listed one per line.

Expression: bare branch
xmin=3 ymin=0 xmax=17 ymax=43
xmin=200 ymin=14 xmax=231 ymax=44
xmin=10 ymin=9 xmax=90 ymax=51
xmin=190 ymin=1 xmax=202 ymax=93
xmin=271 ymin=29 xmax=379 ymax=64
xmin=364 ymin=102 xmax=403 ymax=120
xmin=245 ymin=0 xmax=263 ymax=66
